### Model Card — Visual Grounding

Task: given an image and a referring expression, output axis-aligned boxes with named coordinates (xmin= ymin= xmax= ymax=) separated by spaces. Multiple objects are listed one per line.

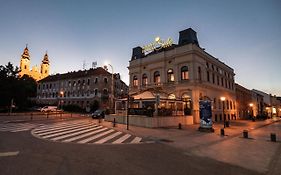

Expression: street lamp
xmin=220 ymin=96 xmax=226 ymax=128
xmin=60 ymin=91 xmax=64 ymax=109
xmin=104 ymin=63 xmax=114 ymax=113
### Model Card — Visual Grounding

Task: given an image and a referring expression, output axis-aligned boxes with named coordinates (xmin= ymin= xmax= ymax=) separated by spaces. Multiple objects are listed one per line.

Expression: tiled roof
xmin=38 ymin=67 xmax=111 ymax=83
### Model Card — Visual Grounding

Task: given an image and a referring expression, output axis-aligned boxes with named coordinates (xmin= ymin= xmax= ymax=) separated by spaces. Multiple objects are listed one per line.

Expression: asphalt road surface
xmin=0 ymin=119 xmax=260 ymax=175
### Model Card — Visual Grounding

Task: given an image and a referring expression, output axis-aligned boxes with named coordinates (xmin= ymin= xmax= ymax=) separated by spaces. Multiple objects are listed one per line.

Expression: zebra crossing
xmin=0 ymin=122 xmax=43 ymax=132
xmin=31 ymin=120 xmax=143 ymax=145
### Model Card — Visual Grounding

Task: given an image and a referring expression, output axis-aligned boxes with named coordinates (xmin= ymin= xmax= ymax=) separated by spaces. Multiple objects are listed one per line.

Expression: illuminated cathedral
xmin=19 ymin=45 xmax=50 ymax=81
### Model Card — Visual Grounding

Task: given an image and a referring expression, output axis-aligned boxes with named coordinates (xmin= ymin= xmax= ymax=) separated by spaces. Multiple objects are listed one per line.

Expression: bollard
xmin=178 ymin=123 xmax=182 ymax=130
xmin=30 ymin=113 xmax=33 ymax=120
xmin=243 ymin=130 xmax=248 ymax=138
xmin=47 ymin=113 xmax=49 ymax=119
xmin=226 ymin=121 xmax=230 ymax=127
xmin=71 ymin=113 xmax=72 ymax=118
xmin=113 ymin=118 xmax=116 ymax=127
xmin=270 ymin=133 xmax=276 ymax=142
xmin=221 ymin=128 xmax=225 ymax=136
xmin=60 ymin=113 xmax=62 ymax=119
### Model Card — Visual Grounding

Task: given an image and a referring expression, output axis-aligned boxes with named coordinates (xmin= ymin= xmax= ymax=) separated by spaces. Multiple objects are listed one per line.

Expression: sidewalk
xmin=100 ymin=118 xmax=281 ymax=174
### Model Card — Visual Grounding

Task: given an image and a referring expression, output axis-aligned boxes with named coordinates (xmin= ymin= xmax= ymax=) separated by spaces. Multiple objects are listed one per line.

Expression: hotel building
xmin=128 ymin=28 xmax=237 ymax=123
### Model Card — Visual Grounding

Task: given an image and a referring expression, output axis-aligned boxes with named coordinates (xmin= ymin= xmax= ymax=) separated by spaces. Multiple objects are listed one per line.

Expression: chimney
xmin=178 ymin=28 xmax=199 ymax=47
xmin=131 ymin=46 xmax=144 ymax=60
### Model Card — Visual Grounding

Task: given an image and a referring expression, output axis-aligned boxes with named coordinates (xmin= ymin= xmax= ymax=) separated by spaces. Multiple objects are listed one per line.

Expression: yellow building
xmin=19 ymin=46 xmax=50 ymax=81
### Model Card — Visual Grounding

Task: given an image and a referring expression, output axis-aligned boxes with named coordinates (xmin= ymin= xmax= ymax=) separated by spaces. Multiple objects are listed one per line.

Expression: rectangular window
xmin=181 ymin=72 xmax=189 ymax=80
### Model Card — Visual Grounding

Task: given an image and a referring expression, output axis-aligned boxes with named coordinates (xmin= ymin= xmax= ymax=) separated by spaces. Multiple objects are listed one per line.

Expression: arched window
xmin=142 ymin=74 xmax=148 ymax=86
xmin=167 ymin=69 xmax=174 ymax=82
xmin=133 ymin=75 xmax=138 ymax=87
xmin=154 ymin=71 xmax=160 ymax=85
xmin=104 ymin=78 xmax=108 ymax=84
xmin=103 ymin=88 xmax=108 ymax=95
xmin=181 ymin=66 xmax=189 ymax=80
xmin=94 ymin=89 xmax=98 ymax=96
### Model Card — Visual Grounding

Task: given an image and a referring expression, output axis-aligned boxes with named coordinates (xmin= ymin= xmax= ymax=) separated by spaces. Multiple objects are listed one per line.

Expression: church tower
xmin=40 ymin=52 xmax=50 ymax=79
xmin=19 ymin=45 xmax=31 ymax=78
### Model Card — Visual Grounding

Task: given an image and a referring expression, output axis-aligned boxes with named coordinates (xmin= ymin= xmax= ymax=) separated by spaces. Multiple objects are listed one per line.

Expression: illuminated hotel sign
xmin=142 ymin=37 xmax=173 ymax=53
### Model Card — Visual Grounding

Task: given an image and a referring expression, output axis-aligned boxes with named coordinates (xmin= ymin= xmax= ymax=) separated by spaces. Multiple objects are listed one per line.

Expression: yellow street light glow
xmin=155 ymin=36 xmax=160 ymax=42
xmin=220 ymin=97 xmax=226 ymax=101
xmin=249 ymin=103 xmax=253 ymax=107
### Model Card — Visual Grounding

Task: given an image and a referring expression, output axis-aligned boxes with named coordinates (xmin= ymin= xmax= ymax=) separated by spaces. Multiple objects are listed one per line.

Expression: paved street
xmin=0 ymin=114 xmax=280 ymax=175
xmin=31 ymin=120 xmax=142 ymax=144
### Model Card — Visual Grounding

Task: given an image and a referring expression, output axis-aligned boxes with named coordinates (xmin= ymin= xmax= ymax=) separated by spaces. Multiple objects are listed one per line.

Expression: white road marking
xmin=112 ymin=134 xmax=131 ymax=144
xmin=62 ymin=128 xmax=108 ymax=143
xmin=36 ymin=123 xmax=93 ymax=136
xmin=41 ymin=124 xmax=96 ymax=139
xmin=94 ymin=131 xmax=122 ymax=144
xmin=131 ymin=137 xmax=142 ymax=143
xmin=33 ymin=122 xmax=89 ymax=134
xmin=51 ymin=126 xmax=103 ymax=141
xmin=0 ymin=151 xmax=19 ymax=157
xmin=78 ymin=129 xmax=114 ymax=144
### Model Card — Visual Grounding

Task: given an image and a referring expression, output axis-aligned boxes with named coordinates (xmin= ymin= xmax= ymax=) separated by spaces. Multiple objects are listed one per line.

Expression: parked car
xmin=40 ymin=106 xmax=58 ymax=112
xmin=91 ymin=109 xmax=105 ymax=119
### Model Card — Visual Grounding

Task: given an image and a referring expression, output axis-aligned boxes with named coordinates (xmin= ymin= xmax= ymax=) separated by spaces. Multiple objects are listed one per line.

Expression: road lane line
xmin=0 ymin=151 xmax=19 ymax=157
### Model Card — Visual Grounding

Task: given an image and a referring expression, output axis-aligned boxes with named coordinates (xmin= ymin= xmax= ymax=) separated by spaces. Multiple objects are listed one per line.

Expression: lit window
xmin=154 ymin=71 xmax=160 ymax=85
xmin=142 ymin=74 xmax=148 ymax=86
xmin=167 ymin=69 xmax=174 ymax=82
xmin=133 ymin=75 xmax=138 ymax=87
xmin=181 ymin=66 xmax=189 ymax=80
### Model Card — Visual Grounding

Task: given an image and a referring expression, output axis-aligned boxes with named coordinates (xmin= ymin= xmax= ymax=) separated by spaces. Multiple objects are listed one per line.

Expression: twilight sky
xmin=0 ymin=0 xmax=280 ymax=95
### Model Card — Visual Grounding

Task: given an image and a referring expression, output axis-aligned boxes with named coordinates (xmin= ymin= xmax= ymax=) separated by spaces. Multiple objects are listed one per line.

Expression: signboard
xmin=142 ymin=37 xmax=173 ymax=53
xmin=199 ymin=100 xmax=213 ymax=128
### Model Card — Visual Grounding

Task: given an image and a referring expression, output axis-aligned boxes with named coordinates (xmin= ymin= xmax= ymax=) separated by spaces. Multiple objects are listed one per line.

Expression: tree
xmin=0 ymin=62 xmax=37 ymax=111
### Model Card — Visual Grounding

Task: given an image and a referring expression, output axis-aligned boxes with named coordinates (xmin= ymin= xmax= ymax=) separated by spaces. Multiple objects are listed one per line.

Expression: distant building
xmin=235 ymin=84 xmax=252 ymax=119
xmin=36 ymin=67 xmax=128 ymax=111
xmin=128 ymin=28 xmax=237 ymax=124
xmin=19 ymin=46 xmax=50 ymax=81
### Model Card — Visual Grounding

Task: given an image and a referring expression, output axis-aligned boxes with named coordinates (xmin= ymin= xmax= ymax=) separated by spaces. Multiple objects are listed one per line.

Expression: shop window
xmin=181 ymin=66 xmax=189 ymax=80
xmin=167 ymin=69 xmax=174 ymax=82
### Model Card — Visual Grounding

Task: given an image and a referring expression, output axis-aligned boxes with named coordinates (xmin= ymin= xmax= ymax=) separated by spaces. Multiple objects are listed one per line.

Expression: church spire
xmin=21 ymin=44 xmax=30 ymax=60
xmin=42 ymin=51 xmax=49 ymax=65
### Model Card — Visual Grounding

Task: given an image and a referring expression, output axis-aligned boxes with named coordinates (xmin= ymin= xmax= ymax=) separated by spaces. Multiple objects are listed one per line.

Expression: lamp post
xmin=220 ymin=97 xmax=226 ymax=128
xmin=60 ymin=91 xmax=64 ymax=109
xmin=249 ymin=103 xmax=253 ymax=116
xmin=105 ymin=64 xmax=114 ymax=113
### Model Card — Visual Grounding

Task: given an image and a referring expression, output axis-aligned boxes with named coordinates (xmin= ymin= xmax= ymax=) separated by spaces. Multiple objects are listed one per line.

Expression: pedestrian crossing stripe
xmin=31 ymin=121 xmax=143 ymax=145
xmin=0 ymin=123 xmax=43 ymax=133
